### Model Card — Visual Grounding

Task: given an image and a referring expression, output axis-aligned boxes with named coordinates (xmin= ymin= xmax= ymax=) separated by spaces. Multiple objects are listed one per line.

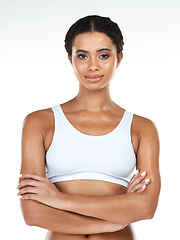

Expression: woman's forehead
xmin=72 ymin=32 xmax=116 ymax=52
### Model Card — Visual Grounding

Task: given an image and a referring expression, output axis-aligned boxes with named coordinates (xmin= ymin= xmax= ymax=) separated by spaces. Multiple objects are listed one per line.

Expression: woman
xmin=17 ymin=15 xmax=161 ymax=240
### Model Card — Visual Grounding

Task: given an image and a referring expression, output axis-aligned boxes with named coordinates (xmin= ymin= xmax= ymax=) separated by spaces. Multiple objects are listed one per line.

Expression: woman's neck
xmin=74 ymin=84 xmax=114 ymax=112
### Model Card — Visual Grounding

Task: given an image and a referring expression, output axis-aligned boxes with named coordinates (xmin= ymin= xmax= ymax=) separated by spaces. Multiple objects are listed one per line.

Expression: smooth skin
xmin=18 ymin=32 xmax=161 ymax=240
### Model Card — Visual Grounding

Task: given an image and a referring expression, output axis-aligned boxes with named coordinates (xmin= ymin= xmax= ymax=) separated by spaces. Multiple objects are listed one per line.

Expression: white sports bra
xmin=45 ymin=104 xmax=136 ymax=188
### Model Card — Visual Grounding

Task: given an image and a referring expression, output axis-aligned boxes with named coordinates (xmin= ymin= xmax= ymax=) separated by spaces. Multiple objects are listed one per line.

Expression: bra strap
xmin=120 ymin=111 xmax=133 ymax=140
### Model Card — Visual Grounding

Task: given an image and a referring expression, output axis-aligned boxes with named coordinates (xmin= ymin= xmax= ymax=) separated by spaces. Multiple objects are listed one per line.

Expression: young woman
xmin=17 ymin=15 xmax=161 ymax=240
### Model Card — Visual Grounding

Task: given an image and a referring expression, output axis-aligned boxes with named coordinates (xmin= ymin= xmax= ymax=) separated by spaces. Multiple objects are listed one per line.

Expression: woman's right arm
xmin=19 ymin=111 xmax=122 ymax=234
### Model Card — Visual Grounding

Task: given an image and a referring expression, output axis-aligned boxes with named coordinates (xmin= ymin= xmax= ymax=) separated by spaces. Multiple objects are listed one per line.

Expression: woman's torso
xmin=41 ymin=100 xmax=139 ymax=240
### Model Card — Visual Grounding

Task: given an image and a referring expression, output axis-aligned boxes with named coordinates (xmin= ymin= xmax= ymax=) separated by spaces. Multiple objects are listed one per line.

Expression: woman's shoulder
xmin=132 ymin=112 xmax=159 ymax=138
xmin=22 ymin=107 xmax=54 ymax=132
xmin=133 ymin=112 xmax=155 ymax=126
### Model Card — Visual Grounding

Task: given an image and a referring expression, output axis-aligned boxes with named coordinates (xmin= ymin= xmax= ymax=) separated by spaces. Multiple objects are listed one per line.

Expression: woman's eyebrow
xmin=97 ymin=48 xmax=111 ymax=52
xmin=75 ymin=48 xmax=111 ymax=53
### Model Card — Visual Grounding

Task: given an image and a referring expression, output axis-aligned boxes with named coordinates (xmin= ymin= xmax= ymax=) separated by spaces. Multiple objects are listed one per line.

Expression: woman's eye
xmin=78 ymin=54 xmax=87 ymax=60
xmin=99 ymin=54 xmax=109 ymax=59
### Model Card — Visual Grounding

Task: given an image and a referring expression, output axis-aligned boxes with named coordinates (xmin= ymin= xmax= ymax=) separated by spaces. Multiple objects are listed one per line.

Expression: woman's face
xmin=69 ymin=31 xmax=123 ymax=90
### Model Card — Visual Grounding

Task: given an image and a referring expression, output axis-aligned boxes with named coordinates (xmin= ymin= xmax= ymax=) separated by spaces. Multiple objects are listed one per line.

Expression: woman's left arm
xmin=18 ymin=118 xmax=161 ymax=226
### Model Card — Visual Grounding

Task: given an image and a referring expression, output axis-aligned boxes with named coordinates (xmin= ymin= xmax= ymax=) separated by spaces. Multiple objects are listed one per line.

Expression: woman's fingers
xmin=17 ymin=186 xmax=38 ymax=195
xmin=127 ymin=171 xmax=147 ymax=192
xmin=128 ymin=169 xmax=139 ymax=184
xmin=17 ymin=179 xmax=45 ymax=202
xmin=130 ymin=178 xmax=151 ymax=193
xmin=137 ymin=185 xmax=146 ymax=193
xmin=20 ymin=173 xmax=44 ymax=181
xmin=126 ymin=170 xmax=139 ymax=192
xmin=17 ymin=173 xmax=47 ymax=200
xmin=17 ymin=179 xmax=39 ymax=190
xmin=127 ymin=170 xmax=151 ymax=193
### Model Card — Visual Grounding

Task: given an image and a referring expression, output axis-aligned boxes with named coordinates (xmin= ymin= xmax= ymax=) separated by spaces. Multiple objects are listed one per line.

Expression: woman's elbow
xmin=145 ymin=199 xmax=158 ymax=220
xmin=145 ymin=208 xmax=155 ymax=220
xmin=142 ymin=185 xmax=160 ymax=220
xmin=20 ymin=200 xmax=39 ymax=226
xmin=23 ymin=213 xmax=35 ymax=226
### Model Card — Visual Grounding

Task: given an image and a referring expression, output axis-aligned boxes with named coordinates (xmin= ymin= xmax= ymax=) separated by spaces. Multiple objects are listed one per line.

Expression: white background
xmin=1 ymin=0 xmax=180 ymax=239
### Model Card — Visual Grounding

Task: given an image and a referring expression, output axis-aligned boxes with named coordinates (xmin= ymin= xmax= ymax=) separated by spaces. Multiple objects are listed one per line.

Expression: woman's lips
xmin=85 ymin=75 xmax=104 ymax=83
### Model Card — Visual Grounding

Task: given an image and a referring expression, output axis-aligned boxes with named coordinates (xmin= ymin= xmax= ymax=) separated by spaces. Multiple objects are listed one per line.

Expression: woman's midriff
xmin=45 ymin=180 xmax=136 ymax=240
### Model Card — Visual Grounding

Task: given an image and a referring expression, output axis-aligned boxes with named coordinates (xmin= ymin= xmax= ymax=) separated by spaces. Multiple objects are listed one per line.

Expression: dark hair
xmin=64 ymin=15 xmax=124 ymax=57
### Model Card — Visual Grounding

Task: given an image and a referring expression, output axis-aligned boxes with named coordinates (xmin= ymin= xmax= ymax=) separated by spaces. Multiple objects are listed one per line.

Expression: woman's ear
xmin=68 ymin=55 xmax=72 ymax=64
xmin=116 ymin=52 xmax=123 ymax=68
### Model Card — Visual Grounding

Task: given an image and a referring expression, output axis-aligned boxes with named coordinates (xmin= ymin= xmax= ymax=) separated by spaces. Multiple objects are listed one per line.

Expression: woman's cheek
xmin=74 ymin=61 xmax=86 ymax=75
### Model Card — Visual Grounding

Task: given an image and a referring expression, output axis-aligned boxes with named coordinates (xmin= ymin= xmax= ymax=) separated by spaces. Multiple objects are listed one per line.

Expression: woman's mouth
xmin=85 ymin=75 xmax=104 ymax=83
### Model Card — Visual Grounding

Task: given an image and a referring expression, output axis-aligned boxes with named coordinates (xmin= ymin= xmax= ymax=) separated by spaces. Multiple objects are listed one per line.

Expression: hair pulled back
xmin=64 ymin=15 xmax=124 ymax=57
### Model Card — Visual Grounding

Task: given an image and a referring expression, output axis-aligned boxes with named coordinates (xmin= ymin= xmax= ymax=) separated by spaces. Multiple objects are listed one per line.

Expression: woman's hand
xmin=126 ymin=170 xmax=151 ymax=193
xmin=17 ymin=173 xmax=66 ymax=209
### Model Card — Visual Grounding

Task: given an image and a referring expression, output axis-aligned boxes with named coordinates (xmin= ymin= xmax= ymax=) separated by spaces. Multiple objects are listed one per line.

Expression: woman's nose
xmin=88 ymin=58 xmax=100 ymax=71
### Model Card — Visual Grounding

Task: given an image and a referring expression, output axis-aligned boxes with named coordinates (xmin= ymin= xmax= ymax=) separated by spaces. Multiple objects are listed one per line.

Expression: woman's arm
xmin=21 ymin=199 xmax=123 ymax=234
xmin=19 ymin=111 xmax=123 ymax=234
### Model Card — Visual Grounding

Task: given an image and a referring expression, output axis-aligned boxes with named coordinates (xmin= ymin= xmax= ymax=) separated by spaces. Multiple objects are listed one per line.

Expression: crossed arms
xmin=18 ymin=112 xmax=161 ymax=234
